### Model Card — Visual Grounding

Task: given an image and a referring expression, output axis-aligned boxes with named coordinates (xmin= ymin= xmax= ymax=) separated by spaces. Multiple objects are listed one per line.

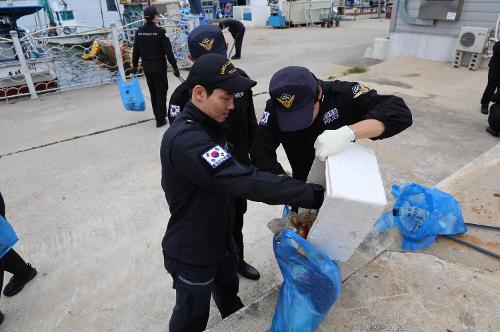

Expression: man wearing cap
xmin=168 ymin=24 xmax=261 ymax=281
xmin=132 ymin=5 xmax=180 ymax=127
xmin=218 ymin=19 xmax=245 ymax=60
xmin=160 ymin=54 xmax=325 ymax=331
xmin=250 ymin=66 xmax=413 ymax=183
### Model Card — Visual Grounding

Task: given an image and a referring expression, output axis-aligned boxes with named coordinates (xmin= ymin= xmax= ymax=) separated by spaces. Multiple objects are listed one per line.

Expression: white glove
xmin=314 ymin=126 xmax=355 ymax=161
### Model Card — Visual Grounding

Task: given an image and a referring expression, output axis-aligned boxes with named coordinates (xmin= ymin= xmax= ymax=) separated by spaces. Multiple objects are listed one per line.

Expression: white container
xmin=307 ymin=143 xmax=387 ymax=262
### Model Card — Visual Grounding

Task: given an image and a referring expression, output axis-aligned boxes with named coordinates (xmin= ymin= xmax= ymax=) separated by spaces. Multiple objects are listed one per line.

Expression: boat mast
xmin=99 ymin=0 xmax=105 ymax=27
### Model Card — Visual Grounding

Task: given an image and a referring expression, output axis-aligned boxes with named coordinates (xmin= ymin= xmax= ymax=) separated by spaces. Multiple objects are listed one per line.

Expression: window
xmin=58 ymin=10 xmax=75 ymax=21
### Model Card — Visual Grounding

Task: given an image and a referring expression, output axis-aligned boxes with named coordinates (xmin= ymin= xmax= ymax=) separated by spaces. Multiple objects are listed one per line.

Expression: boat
xmin=0 ymin=4 xmax=58 ymax=98
xmin=44 ymin=0 xmax=110 ymax=47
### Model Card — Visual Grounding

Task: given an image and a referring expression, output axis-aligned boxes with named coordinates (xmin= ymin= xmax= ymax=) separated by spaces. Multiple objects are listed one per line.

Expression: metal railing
xmin=0 ymin=16 xmax=193 ymax=102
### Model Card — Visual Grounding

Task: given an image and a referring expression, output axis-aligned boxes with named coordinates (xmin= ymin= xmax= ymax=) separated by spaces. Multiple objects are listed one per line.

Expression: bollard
xmin=111 ymin=24 xmax=126 ymax=81
xmin=10 ymin=30 xmax=38 ymax=99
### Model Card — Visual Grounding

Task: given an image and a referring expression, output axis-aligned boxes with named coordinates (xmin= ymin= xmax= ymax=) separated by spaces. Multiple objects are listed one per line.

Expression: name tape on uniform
xmin=201 ymin=145 xmax=232 ymax=169
xmin=259 ymin=111 xmax=270 ymax=126
xmin=323 ymin=108 xmax=339 ymax=124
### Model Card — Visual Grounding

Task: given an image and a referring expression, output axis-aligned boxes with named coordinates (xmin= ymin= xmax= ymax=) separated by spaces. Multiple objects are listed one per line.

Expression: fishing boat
xmin=0 ymin=4 xmax=58 ymax=98
xmin=44 ymin=0 xmax=109 ymax=47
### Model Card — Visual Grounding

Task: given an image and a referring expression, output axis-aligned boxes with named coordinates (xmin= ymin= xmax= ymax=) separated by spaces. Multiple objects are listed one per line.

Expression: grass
xmin=343 ymin=66 xmax=368 ymax=75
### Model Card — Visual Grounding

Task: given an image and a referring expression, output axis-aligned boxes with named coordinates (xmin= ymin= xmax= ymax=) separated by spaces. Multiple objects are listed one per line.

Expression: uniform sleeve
xmin=169 ymin=129 xmax=323 ymax=209
xmin=132 ymin=31 xmax=140 ymax=69
xmin=247 ymin=90 xmax=258 ymax=150
xmin=348 ymin=83 xmax=413 ymax=139
xmin=160 ymin=31 xmax=179 ymax=72
xmin=250 ymin=101 xmax=286 ymax=175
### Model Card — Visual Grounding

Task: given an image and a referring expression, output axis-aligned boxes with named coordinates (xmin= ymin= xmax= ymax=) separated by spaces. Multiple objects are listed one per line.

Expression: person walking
xmin=132 ymin=6 xmax=180 ymax=127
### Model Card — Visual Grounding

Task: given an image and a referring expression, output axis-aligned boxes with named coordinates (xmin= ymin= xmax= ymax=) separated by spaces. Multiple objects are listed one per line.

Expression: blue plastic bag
xmin=271 ymin=230 xmax=342 ymax=332
xmin=375 ymin=183 xmax=467 ymax=251
xmin=0 ymin=215 xmax=18 ymax=259
xmin=117 ymin=74 xmax=146 ymax=112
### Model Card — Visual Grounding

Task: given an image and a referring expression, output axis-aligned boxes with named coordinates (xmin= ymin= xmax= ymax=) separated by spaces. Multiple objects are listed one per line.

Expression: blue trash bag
xmin=0 ymin=215 xmax=18 ymax=259
xmin=375 ymin=183 xmax=467 ymax=251
xmin=117 ymin=74 xmax=146 ymax=112
xmin=271 ymin=230 xmax=342 ymax=332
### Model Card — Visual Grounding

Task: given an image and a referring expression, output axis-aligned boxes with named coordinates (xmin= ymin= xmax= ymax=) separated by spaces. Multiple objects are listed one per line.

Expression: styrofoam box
xmin=308 ymin=143 xmax=387 ymax=262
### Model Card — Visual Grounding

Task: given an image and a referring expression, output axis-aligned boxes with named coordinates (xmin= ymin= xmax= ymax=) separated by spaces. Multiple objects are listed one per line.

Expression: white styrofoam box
xmin=307 ymin=143 xmax=387 ymax=262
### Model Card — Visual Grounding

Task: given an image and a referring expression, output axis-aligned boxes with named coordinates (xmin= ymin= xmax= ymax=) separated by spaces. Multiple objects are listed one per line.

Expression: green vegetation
xmin=343 ymin=66 xmax=368 ymax=75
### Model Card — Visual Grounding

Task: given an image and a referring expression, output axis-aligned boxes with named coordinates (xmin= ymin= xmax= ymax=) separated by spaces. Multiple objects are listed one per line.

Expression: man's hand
xmin=173 ymin=69 xmax=181 ymax=78
xmin=314 ymin=126 xmax=355 ymax=161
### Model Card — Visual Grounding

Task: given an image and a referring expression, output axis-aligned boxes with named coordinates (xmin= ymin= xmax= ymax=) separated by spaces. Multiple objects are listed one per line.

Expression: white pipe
xmin=496 ymin=13 xmax=499 ymax=41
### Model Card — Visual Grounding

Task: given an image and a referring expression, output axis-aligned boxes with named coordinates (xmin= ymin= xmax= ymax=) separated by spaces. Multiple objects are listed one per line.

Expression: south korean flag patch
xmin=170 ymin=105 xmax=181 ymax=117
xmin=201 ymin=145 xmax=232 ymax=169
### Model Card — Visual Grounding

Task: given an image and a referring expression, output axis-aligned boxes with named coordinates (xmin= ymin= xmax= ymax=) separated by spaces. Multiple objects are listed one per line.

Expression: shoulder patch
xmin=170 ymin=105 xmax=181 ymax=117
xmin=352 ymin=84 xmax=370 ymax=98
xmin=201 ymin=145 xmax=232 ymax=168
xmin=259 ymin=111 xmax=270 ymax=126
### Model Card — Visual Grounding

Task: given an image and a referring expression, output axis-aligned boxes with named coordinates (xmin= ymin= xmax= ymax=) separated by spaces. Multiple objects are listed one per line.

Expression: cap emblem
xmin=276 ymin=93 xmax=295 ymax=109
xmin=199 ymin=38 xmax=214 ymax=51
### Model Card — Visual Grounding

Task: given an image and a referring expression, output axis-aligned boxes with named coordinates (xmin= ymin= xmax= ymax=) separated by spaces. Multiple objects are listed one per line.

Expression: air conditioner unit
xmin=456 ymin=26 xmax=491 ymax=53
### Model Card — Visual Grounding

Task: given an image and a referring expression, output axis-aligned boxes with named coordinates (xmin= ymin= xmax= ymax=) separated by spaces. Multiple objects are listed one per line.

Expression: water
xmin=16 ymin=0 xmax=123 ymax=29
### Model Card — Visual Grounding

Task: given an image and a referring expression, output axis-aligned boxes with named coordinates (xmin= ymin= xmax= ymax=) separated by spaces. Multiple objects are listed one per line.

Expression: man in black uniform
xmin=168 ymin=24 xmax=261 ymax=280
xmin=160 ymin=54 xmax=325 ymax=332
xmin=481 ymin=40 xmax=500 ymax=114
xmin=218 ymin=19 xmax=245 ymax=59
xmin=250 ymin=66 xmax=413 ymax=182
xmin=132 ymin=6 xmax=180 ymax=127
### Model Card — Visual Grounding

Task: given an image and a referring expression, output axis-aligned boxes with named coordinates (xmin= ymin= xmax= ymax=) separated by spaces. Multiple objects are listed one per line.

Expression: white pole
xmin=111 ymin=24 xmax=126 ymax=81
xmin=10 ymin=30 xmax=38 ymax=99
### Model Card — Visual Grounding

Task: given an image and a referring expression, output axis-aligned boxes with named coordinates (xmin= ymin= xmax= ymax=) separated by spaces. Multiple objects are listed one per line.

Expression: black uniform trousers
xmin=144 ymin=70 xmax=168 ymax=124
xmin=481 ymin=67 xmax=500 ymax=106
xmin=164 ymin=253 xmax=243 ymax=332
xmin=0 ymin=192 xmax=31 ymax=297
xmin=233 ymin=31 xmax=244 ymax=58
xmin=233 ymin=198 xmax=246 ymax=261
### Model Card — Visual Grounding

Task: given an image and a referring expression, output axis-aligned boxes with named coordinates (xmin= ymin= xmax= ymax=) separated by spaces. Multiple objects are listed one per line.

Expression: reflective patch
xmin=352 ymin=84 xmax=370 ymax=98
xmin=170 ymin=105 xmax=180 ymax=117
xmin=234 ymin=92 xmax=244 ymax=99
xmin=259 ymin=111 xmax=270 ymax=126
xmin=323 ymin=108 xmax=339 ymax=124
xmin=201 ymin=145 xmax=232 ymax=169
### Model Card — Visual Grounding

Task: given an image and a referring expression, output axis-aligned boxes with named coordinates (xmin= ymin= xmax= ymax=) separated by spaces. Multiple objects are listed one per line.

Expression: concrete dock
xmin=0 ymin=17 xmax=499 ymax=331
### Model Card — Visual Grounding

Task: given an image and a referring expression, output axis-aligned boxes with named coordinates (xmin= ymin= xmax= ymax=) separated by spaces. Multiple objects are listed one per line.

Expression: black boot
xmin=481 ymin=104 xmax=489 ymax=114
xmin=0 ymin=311 xmax=4 ymax=325
xmin=486 ymin=127 xmax=499 ymax=137
xmin=3 ymin=264 xmax=37 ymax=297
xmin=238 ymin=260 xmax=260 ymax=280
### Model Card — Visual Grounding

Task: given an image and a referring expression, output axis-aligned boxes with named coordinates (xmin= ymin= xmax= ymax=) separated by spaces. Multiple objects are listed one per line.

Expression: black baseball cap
xmin=186 ymin=54 xmax=256 ymax=93
xmin=269 ymin=66 xmax=318 ymax=132
xmin=143 ymin=6 xmax=157 ymax=20
xmin=188 ymin=24 xmax=227 ymax=60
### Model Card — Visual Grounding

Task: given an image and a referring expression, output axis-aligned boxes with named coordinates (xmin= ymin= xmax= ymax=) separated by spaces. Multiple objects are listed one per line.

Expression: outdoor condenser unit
xmin=456 ymin=27 xmax=491 ymax=54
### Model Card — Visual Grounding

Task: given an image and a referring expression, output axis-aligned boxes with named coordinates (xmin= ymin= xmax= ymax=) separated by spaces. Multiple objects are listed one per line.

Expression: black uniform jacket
xmin=168 ymin=68 xmax=257 ymax=166
xmin=250 ymin=80 xmax=413 ymax=182
xmin=489 ymin=41 xmax=500 ymax=69
xmin=132 ymin=21 xmax=179 ymax=73
xmin=160 ymin=102 xmax=324 ymax=265
xmin=224 ymin=19 xmax=245 ymax=38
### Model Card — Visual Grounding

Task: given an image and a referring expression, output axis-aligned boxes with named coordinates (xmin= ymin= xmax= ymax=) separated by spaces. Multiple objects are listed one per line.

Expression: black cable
xmin=442 ymin=235 xmax=500 ymax=260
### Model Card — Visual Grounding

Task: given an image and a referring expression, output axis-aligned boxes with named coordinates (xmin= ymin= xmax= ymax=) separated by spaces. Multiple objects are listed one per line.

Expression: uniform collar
xmin=183 ymin=102 xmax=225 ymax=133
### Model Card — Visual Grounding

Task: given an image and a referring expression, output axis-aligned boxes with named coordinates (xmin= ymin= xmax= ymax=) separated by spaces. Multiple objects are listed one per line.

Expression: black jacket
xmin=168 ymin=68 xmax=257 ymax=165
xmin=132 ymin=22 xmax=178 ymax=73
xmin=160 ymin=102 xmax=324 ymax=265
xmin=250 ymin=80 xmax=413 ymax=182
xmin=223 ymin=19 xmax=245 ymax=38
xmin=489 ymin=41 xmax=500 ymax=69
